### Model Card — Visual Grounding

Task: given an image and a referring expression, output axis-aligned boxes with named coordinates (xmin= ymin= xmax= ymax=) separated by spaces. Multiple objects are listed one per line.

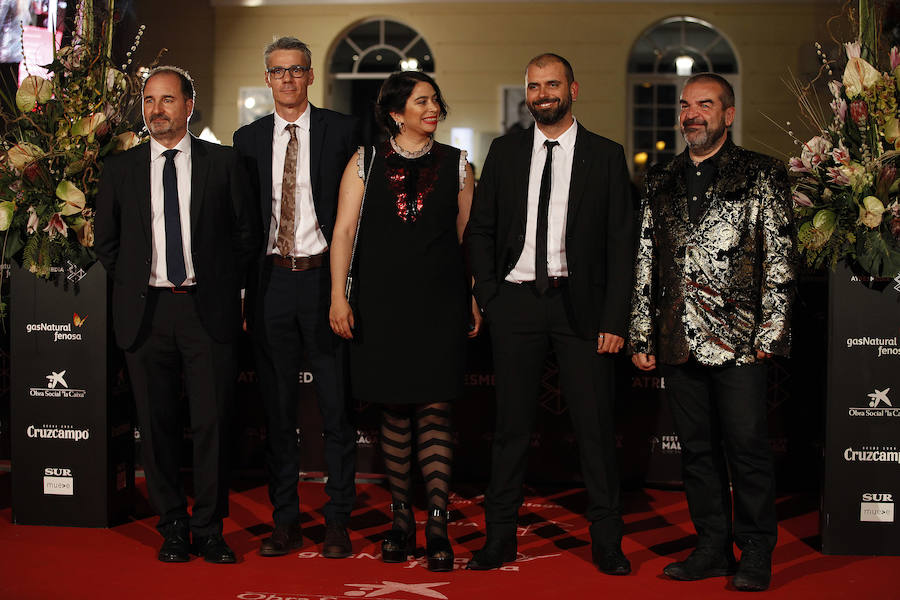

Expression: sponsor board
xmin=42 ymin=467 xmax=73 ymax=496
xmin=632 ymin=375 xmax=666 ymax=389
xmin=29 ymin=369 xmax=86 ymax=399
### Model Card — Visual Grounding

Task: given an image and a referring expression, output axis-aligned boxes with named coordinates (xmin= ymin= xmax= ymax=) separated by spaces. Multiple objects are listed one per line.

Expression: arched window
xmin=627 ymin=17 xmax=739 ymax=177
xmin=330 ymin=18 xmax=434 ymax=77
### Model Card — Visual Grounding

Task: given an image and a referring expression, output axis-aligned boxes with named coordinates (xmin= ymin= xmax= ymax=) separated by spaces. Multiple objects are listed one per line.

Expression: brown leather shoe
xmin=259 ymin=523 xmax=303 ymax=557
xmin=322 ymin=521 xmax=352 ymax=558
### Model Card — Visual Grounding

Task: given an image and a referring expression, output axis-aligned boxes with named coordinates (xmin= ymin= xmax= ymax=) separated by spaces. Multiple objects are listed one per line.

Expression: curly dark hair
xmin=374 ymin=71 xmax=448 ymax=137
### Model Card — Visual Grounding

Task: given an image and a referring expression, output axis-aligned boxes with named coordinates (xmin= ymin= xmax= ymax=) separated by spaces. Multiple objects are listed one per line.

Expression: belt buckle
xmin=290 ymin=255 xmax=298 ymax=271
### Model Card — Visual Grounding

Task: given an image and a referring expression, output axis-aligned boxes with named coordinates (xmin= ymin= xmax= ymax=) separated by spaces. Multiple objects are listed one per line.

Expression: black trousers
xmin=126 ymin=289 xmax=235 ymax=536
xmin=255 ymin=263 xmax=356 ymax=526
xmin=485 ymin=282 xmax=623 ymax=547
xmin=660 ymin=359 xmax=777 ymax=552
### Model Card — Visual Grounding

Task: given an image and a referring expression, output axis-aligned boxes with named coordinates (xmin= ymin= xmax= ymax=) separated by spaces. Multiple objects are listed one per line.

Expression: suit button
xmin=518 ymin=234 xmax=524 ymax=242
xmin=145 ymin=259 xmax=150 ymax=265
xmin=139 ymin=292 xmax=146 ymax=299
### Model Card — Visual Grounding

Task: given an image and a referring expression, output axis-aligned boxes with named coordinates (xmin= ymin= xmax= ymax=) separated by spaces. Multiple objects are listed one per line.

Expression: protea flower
xmin=849 ymin=99 xmax=868 ymax=126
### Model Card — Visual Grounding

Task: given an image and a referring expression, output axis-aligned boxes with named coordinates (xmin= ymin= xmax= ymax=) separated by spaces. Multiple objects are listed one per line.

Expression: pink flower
xmin=792 ymin=191 xmax=814 ymax=207
xmin=827 ymin=166 xmax=850 ymax=186
xmin=43 ymin=212 xmax=68 ymax=239
xmin=832 ymin=141 xmax=850 ymax=165
xmin=828 ymin=80 xmax=843 ymax=98
xmin=844 ymin=41 xmax=861 ymax=59
xmin=891 ymin=47 xmax=900 ymax=70
xmin=789 ymin=157 xmax=809 ymax=173
xmin=26 ymin=206 xmax=38 ymax=234
xmin=849 ymin=99 xmax=868 ymax=126
xmin=830 ymin=98 xmax=847 ymax=123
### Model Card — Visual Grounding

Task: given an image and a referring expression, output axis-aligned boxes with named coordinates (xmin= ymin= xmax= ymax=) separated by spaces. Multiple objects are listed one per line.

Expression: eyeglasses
xmin=266 ymin=65 xmax=310 ymax=79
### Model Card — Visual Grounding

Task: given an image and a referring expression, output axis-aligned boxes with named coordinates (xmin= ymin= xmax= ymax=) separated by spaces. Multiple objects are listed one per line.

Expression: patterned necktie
xmin=276 ymin=124 xmax=299 ymax=257
xmin=162 ymin=148 xmax=187 ymax=287
xmin=534 ymin=140 xmax=559 ymax=295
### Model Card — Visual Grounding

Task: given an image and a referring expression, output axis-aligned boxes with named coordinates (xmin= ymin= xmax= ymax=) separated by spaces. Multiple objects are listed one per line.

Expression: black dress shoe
xmin=733 ymin=548 xmax=772 ymax=591
xmin=322 ymin=522 xmax=352 ymax=559
xmin=259 ymin=523 xmax=303 ymax=557
xmin=157 ymin=523 xmax=190 ymax=563
xmin=192 ymin=533 xmax=236 ymax=564
xmin=465 ymin=538 xmax=517 ymax=570
xmin=663 ymin=548 xmax=737 ymax=581
xmin=593 ymin=547 xmax=631 ymax=576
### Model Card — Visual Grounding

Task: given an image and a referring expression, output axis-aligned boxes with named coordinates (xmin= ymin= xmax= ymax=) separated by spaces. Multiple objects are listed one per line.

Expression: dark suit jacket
xmin=466 ymin=124 xmax=635 ymax=340
xmin=628 ymin=139 xmax=797 ymax=366
xmin=95 ymin=136 xmax=258 ymax=350
xmin=231 ymin=105 xmax=357 ymax=325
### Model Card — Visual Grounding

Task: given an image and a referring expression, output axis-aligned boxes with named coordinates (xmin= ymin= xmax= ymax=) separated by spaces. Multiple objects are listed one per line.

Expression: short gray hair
xmin=264 ymin=37 xmax=312 ymax=68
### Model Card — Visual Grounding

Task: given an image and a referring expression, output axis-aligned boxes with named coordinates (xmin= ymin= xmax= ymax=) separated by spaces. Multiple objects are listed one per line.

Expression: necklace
xmin=391 ymin=136 xmax=433 ymax=159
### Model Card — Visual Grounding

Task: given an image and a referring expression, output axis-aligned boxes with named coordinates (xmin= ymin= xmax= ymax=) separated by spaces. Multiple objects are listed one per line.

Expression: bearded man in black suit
xmin=466 ymin=53 xmax=635 ymax=575
xmin=232 ymin=36 xmax=357 ymax=559
xmin=95 ymin=66 xmax=258 ymax=563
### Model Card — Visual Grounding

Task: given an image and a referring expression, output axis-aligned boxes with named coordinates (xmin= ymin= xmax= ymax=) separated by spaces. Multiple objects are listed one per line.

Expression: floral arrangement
xmin=0 ymin=0 xmax=147 ymax=318
xmin=788 ymin=4 xmax=900 ymax=278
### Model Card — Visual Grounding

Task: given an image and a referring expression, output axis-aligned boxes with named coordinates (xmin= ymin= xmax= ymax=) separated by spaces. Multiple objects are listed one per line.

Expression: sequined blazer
xmin=628 ymin=139 xmax=798 ymax=366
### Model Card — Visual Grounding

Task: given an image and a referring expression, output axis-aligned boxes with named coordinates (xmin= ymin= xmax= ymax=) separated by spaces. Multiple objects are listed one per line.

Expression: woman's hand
xmin=468 ymin=297 xmax=483 ymax=338
xmin=330 ymin=296 xmax=355 ymax=339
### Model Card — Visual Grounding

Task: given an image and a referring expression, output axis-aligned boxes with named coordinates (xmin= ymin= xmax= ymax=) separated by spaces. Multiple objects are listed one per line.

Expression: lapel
xmin=659 ymin=149 xmax=691 ymax=230
xmin=189 ymin=135 xmax=209 ymax=237
xmin=308 ymin=104 xmax=325 ymax=206
xmin=131 ymin=143 xmax=152 ymax=247
xmin=255 ymin=114 xmax=275 ymax=227
xmin=513 ymin=127 xmax=535 ymax=234
xmin=565 ymin=125 xmax=590 ymax=238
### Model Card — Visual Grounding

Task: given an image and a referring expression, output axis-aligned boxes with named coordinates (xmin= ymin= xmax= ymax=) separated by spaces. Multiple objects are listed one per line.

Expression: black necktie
xmin=162 ymin=148 xmax=187 ymax=287
xmin=535 ymin=140 xmax=559 ymax=295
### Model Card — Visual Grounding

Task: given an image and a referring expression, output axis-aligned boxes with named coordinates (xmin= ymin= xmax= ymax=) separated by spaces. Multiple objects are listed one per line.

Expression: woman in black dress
xmin=329 ymin=72 xmax=481 ymax=572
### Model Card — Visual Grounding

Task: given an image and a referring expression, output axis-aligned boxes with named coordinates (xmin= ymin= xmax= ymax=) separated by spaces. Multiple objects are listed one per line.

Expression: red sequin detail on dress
xmin=385 ymin=144 xmax=441 ymax=222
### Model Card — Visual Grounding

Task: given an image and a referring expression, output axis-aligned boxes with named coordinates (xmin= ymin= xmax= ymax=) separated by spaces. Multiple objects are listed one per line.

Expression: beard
xmin=147 ymin=114 xmax=174 ymax=137
xmin=681 ymin=117 xmax=728 ymax=154
xmin=528 ymin=93 xmax=572 ymax=126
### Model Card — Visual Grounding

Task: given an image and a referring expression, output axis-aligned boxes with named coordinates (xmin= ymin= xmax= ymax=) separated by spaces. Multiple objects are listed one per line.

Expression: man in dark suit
xmin=466 ymin=53 xmax=634 ymax=575
xmin=95 ymin=66 xmax=257 ymax=563
xmin=629 ymin=74 xmax=797 ymax=592
xmin=232 ymin=36 xmax=357 ymax=559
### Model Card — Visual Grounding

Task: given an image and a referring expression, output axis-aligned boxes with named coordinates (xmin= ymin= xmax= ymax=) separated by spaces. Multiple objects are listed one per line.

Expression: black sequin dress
xmin=350 ymin=140 xmax=469 ymax=404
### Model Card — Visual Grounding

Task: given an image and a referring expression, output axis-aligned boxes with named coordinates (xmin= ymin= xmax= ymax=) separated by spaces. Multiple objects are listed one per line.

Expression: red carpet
xmin=0 ymin=474 xmax=896 ymax=599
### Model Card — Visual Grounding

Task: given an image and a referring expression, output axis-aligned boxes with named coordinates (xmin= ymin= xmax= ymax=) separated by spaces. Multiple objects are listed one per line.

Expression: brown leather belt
xmin=270 ymin=252 xmax=326 ymax=271
xmin=150 ymin=285 xmax=196 ymax=294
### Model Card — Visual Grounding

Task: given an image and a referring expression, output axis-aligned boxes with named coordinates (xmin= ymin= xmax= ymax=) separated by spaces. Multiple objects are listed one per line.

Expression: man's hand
xmin=632 ymin=353 xmax=656 ymax=371
xmin=756 ymin=350 xmax=772 ymax=360
xmin=597 ymin=333 xmax=624 ymax=354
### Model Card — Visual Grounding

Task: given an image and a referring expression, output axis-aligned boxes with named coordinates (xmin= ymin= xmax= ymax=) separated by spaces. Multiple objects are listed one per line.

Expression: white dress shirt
xmin=267 ymin=106 xmax=328 ymax=257
xmin=148 ymin=134 xmax=195 ymax=287
xmin=507 ymin=118 xmax=578 ymax=283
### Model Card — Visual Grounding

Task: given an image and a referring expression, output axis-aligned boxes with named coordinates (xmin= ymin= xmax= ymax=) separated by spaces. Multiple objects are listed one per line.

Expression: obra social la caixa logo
xmin=24 ymin=312 xmax=88 ymax=343
xmin=237 ymin=581 xmax=453 ymax=600
xmin=42 ymin=467 xmax=74 ymax=496
xmin=29 ymin=369 xmax=86 ymax=399
xmin=860 ymin=492 xmax=894 ymax=523
xmin=848 ymin=387 xmax=899 ymax=418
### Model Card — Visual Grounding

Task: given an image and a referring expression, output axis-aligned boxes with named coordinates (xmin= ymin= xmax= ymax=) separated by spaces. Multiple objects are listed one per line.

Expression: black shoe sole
xmin=323 ymin=547 xmax=353 ymax=559
xmin=157 ymin=553 xmax=190 ymax=563
xmin=664 ymin=566 xmax=737 ymax=581
xmin=465 ymin=548 xmax=517 ymax=570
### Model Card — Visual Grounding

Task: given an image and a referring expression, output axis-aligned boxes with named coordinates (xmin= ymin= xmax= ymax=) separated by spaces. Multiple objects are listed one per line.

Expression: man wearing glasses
xmin=233 ymin=36 xmax=358 ymax=559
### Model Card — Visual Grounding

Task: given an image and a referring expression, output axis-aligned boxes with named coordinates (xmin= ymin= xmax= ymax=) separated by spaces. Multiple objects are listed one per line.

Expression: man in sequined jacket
xmin=628 ymin=73 xmax=797 ymax=592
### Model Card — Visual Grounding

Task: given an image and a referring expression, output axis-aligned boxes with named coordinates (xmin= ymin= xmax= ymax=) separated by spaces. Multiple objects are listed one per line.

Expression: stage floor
xmin=0 ymin=474 xmax=896 ymax=599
